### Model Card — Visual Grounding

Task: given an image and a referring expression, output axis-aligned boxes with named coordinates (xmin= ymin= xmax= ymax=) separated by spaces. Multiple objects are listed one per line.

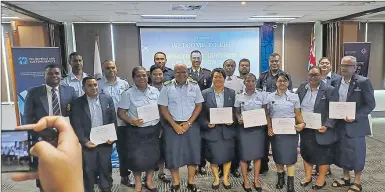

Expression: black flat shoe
xmin=187 ymin=183 xmax=201 ymax=192
xmin=170 ymin=184 xmax=180 ymax=192
xmin=253 ymin=183 xmax=262 ymax=192
xmin=312 ymin=182 xmax=326 ymax=190
xmin=144 ymin=184 xmax=158 ymax=192
xmin=276 ymin=172 xmax=285 ymax=189
xmin=223 ymin=182 xmax=232 ymax=189
xmin=212 ymin=182 xmax=220 ymax=190
xmin=158 ymin=173 xmax=171 ymax=183
xmin=300 ymin=178 xmax=312 ymax=187
xmin=242 ymin=183 xmax=252 ymax=192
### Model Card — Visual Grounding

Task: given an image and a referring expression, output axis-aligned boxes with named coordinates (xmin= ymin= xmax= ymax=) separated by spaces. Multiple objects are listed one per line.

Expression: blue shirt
xmin=300 ymin=84 xmax=319 ymax=112
xmin=61 ymin=72 xmax=88 ymax=97
xmin=266 ymin=90 xmax=300 ymax=118
xmin=213 ymin=88 xmax=225 ymax=108
xmin=234 ymin=89 xmax=268 ymax=113
xmin=338 ymin=78 xmax=350 ymax=102
xmin=158 ymin=79 xmax=204 ymax=121
xmin=118 ymin=85 xmax=160 ymax=127
xmin=87 ymin=96 xmax=103 ymax=128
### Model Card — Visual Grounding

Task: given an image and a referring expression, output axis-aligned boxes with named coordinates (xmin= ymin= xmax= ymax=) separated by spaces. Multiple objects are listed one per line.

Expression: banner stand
xmin=343 ymin=42 xmax=371 ymax=77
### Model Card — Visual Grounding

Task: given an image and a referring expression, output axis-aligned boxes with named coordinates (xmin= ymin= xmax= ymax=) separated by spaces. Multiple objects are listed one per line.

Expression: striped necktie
xmin=52 ymin=88 xmax=61 ymax=116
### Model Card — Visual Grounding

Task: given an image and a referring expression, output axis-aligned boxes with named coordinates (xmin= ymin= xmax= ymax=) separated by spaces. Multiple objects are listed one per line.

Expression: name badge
xmin=321 ymin=95 xmax=326 ymax=100
xmin=354 ymin=87 xmax=361 ymax=92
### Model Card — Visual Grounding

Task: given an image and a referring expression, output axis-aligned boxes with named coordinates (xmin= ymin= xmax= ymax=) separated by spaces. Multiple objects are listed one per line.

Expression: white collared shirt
xmin=61 ymin=72 xmax=88 ymax=97
xmin=46 ymin=85 xmax=61 ymax=116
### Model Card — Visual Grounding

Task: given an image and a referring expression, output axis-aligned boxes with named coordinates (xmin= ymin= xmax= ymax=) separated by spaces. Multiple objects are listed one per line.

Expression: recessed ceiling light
xmin=241 ymin=2 xmax=246 ymax=5
xmin=2 ymin=16 xmax=19 ymax=19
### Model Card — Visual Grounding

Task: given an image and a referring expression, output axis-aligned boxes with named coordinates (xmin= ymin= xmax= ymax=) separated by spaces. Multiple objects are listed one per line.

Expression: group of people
xmin=22 ymin=50 xmax=374 ymax=192
xmin=1 ymin=144 xmax=29 ymax=166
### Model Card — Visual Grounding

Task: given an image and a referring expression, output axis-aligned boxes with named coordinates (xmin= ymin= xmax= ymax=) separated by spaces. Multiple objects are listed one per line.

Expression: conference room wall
xmin=367 ymin=23 xmax=385 ymax=89
xmin=273 ymin=23 xmax=313 ymax=87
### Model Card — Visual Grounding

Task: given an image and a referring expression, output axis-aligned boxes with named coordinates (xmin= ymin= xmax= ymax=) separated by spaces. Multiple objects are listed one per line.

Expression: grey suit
xmin=323 ymin=72 xmax=341 ymax=86
xmin=331 ymin=73 xmax=375 ymax=172
xmin=199 ymin=87 xmax=236 ymax=164
xmin=23 ymin=84 xmax=76 ymax=189
xmin=71 ymin=93 xmax=117 ymax=192
xmin=297 ymin=81 xmax=337 ymax=165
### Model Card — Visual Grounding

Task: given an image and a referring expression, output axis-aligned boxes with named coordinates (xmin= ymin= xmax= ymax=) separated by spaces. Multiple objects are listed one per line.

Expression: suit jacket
xmin=256 ymin=69 xmax=293 ymax=92
xmin=330 ymin=73 xmax=376 ymax=137
xmin=70 ymin=93 xmax=117 ymax=147
xmin=24 ymin=84 xmax=77 ymax=124
xmin=199 ymin=87 xmax=236 ymax=141
xmin=324 ymin=72 xmax=341 ymax=86
xmin=296 ymin=81 xmax=337 ymax=145
xmin=188 ymin=67 xmax=212 ymax=91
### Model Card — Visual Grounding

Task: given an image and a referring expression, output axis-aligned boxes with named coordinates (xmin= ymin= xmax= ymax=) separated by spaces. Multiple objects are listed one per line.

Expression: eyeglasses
xmin=308 ymin=73 xmax=320 ymax=77
xmin=277 ymin=80 xmax=288 ymax=83
xmin=339 ymin=64 xmax=355 ymax=68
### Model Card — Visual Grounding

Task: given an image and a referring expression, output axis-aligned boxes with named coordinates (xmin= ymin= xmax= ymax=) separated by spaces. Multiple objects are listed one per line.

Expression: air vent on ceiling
xmin=171 ymin=5 xmax=203 ymax=11
xmin=141 ymin=15 xmax=197 ymax=19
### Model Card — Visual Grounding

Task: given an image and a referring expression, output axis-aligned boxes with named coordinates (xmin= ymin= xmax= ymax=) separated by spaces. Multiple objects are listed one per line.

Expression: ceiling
xmin=1 ymin=6 xmax=38 ymax=22
xmin=2 ymin=1 xmax=385 ymax=23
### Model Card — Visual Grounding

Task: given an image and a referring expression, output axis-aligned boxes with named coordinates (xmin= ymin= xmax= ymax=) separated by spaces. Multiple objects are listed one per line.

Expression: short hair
xmin=69 ymin=52 xmax=82 ymax=61
xmin=150 ymin=65 xmax=163 ymax=74
xmin=211 ymin=68 xmax=226 ymax=79
xmin=244 ymin=73 xmax=257 ymax=82
xmin=154 ymin=52 xmax=167 ymax=59
xmin=222 ymin=59 xmax=236 ymax=67
xmin=102 ymin=60 xmax=115 ymax=65
xmin=318 ymin=57 xmax=330 ymax=63
xmin=276 ymin=71 xmax=290 ymax=81
xmin=44 ymin=64 xmax=61 ymax=71
xmin=132 ymin=66 xmax=147 ymax=79
xmin=308 ymin=66 xmax=322 ymax=72
xmin=190 ymin=50 xmax=201 ymax=56
xmin=342 ymin=56 xmax=357 ymax=65
xmin=269 ymin=52 xmax=281 ymax=58
xmin=239 ymin=58 xmax=250 ymax=65
xmin=82 ymin=76 xmax=97 ymax=86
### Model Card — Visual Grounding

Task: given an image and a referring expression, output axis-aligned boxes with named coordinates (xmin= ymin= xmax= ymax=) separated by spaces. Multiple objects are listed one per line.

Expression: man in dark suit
xmin=330 ymin=56 xmax=375 ymax=192
xmin=24 ymin=64 xmax=77 ymax=192
xmin=318 ymin=57 xmax=341 ymax=86
xmin=71 ymin=76 xmax=117 ymax=192
xmin=187 ymin=50 xmax=212 ymax=175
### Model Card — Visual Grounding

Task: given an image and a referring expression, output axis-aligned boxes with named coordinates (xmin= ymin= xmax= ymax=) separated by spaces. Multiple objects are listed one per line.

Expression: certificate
xmin=137 ymin=104 xmax=160 ymax=123
xmin=302 ymin=112 xmax=322 ymax=129
xmin=90 ymin=123 xmax=117 ymax=146
xmin=242 ymin=109 xmax=267 ymax=128
xmin=210 ymin=107 xmax=233 ymax=124
xmin=329 ymin=102 xmax=356 ymax=119
xmin=272 ymin=118 xmax=296 ymax=134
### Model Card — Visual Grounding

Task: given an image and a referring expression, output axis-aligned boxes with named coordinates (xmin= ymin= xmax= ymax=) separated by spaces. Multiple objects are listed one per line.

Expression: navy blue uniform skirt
xmin=163 ymin=122 xmax=201 ymax=169
xmin=126 ymin=123 xmax=161 ymax=172
xmin=238 ymin=125 xmax=266 ymax=161
xmin=204 ymin=138 xmax=235 ymax=165
xmin=271 ymin=133 xmax=299 ymax=165
xmin=300 ymin=129 xmax=334 ymax=165
xmin=335 ymin=126 xmax=366 ymax=172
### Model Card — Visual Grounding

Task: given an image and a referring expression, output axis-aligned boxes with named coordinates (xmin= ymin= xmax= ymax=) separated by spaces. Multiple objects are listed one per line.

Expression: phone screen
xmin=1 ymin=130 xmax=32 ymax=173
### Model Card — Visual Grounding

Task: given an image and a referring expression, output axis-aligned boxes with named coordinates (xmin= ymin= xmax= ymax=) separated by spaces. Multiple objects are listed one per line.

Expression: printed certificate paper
xmin=210 ymin=107 xmax=233 ymax=124
xmin=242 ymin=109 xmax=267 ymax=128
xmin=137 ymin=104 xmax=160 ymax=123
xmin=329 ymin=102 xmax=356 ymax=119
xmin=272 ymin=118 xmax=296 ymax=134
xmin=90 ymin=123 xmax=117 ymax=146
xmin=302 ymin=112 xmax=322 ymax=129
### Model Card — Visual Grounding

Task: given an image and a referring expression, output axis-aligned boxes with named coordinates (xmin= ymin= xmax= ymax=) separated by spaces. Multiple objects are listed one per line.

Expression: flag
xmin=308 ymin=26 xmax=316 ymax=69
xmin=93 ymin=37 xmax=102 ymax=80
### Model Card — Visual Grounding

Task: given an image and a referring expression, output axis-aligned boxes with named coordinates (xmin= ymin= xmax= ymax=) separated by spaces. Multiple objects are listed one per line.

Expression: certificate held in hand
xmin=329 ymin=102 xmax=356 ymax=119
xmin=302 ymin=112 xmax=322 ymax=129
xmin=90 ymin=123 xmax=117 ymax=146
xmin=137 ymin=104 xmax=160 ymax=123
xmin=210 ymin=107 xmax=233 ymax=124
xmin=272 ymin=118 xmax=296 ymax=134
xmin=242 ymin=109 xmax=267 ymax=128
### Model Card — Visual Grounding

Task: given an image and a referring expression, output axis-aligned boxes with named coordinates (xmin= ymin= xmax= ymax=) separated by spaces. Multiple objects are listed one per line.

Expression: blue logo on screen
xmin=18 ymin=57 xmax=28 ymax=65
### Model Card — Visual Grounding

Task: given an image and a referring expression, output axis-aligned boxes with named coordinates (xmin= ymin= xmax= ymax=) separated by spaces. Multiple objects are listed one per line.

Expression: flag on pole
xmin=94 ymin=35 xmax=102 ymax=80
xmin=308 ymin=26 xmax=316 ymax=69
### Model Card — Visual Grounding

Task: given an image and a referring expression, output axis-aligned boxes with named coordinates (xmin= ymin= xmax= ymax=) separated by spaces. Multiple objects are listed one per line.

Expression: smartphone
xmin=1 ymin=128 xmax=59 ymax=173
xmin=1 ymin=130 xmax=32 ymax=173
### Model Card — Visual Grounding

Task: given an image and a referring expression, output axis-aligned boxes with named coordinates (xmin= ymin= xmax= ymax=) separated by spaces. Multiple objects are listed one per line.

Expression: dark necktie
xmin=52 ymin=89 xmax=61 ymax=116
xmin=193 ymin=70 xmax=199 ymax=81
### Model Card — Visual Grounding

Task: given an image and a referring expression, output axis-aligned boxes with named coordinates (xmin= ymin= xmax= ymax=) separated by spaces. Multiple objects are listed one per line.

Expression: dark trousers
xmin=83 ymin=144 xmax=113 ymax=192
xmin=199 ymin=139 xmax=206 ymax=168
xmin=116 ymin=126 xmax=130 ymax=177
xmin=260 ymin=131 xmax=270 ymax=171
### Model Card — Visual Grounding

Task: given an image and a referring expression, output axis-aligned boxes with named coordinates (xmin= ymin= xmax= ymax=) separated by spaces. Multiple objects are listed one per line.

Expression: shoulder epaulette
xmin=237 ymin=90 xmax=243 ymax=94
xmin=188 ymin=78 xmax=198 ymax=84
xmin=256 ymin=88 xmax=263 ymax=92
xmin=164 ymin=80 xmax=172 ymax=86
xmin=202 ymin=68 xmax=210 ymax=72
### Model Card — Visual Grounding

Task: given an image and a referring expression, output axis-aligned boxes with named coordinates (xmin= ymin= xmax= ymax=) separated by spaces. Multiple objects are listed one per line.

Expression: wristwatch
xmin=187 ymin=121 xmax=192 ymax=127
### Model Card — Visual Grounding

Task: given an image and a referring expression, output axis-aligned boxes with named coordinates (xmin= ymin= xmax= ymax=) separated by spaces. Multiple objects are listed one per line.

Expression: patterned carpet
xmin=2 ymin=121 xmax=385 ymax=192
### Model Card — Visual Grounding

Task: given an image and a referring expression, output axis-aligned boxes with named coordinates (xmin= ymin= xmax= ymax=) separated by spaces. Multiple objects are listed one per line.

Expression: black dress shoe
xmin=223 ymin=182 xmax=232 ymax=189
xmin=198 ymin=167 xmax=207 ymax=175
xmin=170 ymin=184 xmax=180 ymax=192
xmin=144 ymin=184 xmax=158 ymax=192
xmin=212 ymin=182 xmax=220 ymax=190
xmin=300 ymin=178 xmax=312 ymax=187
xmin=242 ymin=183 xmax=252 ymax=192
xmin=187 ymin=183 xmax=201 ymax=192
xmin=254 ymin=183 xmax=262 ymax=192
xmin=312 ymin=182 xmax=326 ymax=190
xmin=231 ymin=170 xmax=241 ymax=178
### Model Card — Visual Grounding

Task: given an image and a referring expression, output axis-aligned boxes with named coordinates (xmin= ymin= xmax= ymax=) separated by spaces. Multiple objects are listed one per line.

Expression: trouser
xmin=83 ymin=144 xmax=113 ymax=192
xmin=116 ymin=126 xmax=131 ymax=177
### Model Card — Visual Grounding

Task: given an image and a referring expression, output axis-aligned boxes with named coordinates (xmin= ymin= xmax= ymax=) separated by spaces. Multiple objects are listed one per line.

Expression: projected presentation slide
xmin=140 ymin=27 xmax=260 ymax=77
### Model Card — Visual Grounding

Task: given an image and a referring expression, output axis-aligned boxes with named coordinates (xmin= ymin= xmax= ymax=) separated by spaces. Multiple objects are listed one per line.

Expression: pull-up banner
xmin=343 ymin=42 xmax=371 ymax=77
